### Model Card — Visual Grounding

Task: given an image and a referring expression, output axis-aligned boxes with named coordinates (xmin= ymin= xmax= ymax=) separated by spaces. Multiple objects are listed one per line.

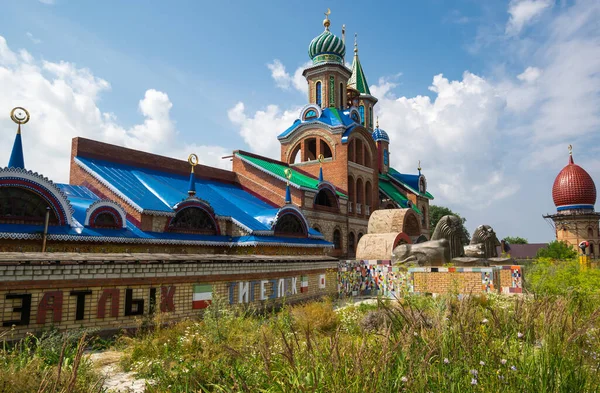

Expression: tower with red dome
xmin=544 ymin=146 xmax=599 ymax=257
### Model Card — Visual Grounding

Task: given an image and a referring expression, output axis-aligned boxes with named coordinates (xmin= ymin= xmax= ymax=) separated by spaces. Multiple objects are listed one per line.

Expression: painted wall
xmin=0 ymin=256 xmax=338 ymax=339
xmin=337 ymin=260 xmax=523 ymax=297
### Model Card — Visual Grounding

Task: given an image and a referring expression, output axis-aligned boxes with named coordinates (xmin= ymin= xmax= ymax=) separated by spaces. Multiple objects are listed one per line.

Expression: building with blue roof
xmin=0 ymin=11 xmax=434 ymax=257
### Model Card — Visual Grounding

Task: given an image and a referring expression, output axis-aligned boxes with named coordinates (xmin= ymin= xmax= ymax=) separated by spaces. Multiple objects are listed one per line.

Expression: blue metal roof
xmin=278 ymin=107 xmax=356 ymax=140
xmin=74 ymin=156 xmax=327 ymax=236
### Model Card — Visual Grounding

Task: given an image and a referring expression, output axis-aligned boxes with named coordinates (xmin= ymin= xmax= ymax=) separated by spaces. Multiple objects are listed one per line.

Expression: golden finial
xmin=323 ymin=8 xmax=331 ymax=30
xmin=418 ymin=160 xmax=422 ymax=172
xmin=354 ymin=33 xmax=358 ymax=54
xmin=318 ymin=154 xmax=325 ymax=165
xmin=568 ymin=144 xmax=573 ymax=155
xmin=10 ymin=107 xmax=30 ymax=134
xmin=284 ymin=168 xmax=293 ymax=184
xmin=376 ymin=116 xmax=379 ymax=129
xmin=188 ymin=153 xmax=199 ymax=173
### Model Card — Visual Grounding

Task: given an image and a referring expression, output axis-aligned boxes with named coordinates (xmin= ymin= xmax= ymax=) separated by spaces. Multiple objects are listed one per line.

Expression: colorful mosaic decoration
xmin=338 ymin=261 xmax=524 ymax=297
xmin=337 ymin=260 xmax=411 ymax=298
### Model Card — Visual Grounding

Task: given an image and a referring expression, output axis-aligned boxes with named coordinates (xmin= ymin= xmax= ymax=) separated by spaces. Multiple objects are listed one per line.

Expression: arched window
xmin=169 ymin=207 xmax=217 ymax=234
xmin=274 ymin=213 xmax=306 ymax=237
xmin=588 ymin=227 xmax=594 ymax=239
xmin=320 ymin=139 xmax=333 ymax=158
xmin=93 ymin=212 xmax=119 ymax=228
xmin=0 ymin=187 xmax=57 ymax=225
xmin=316 ymin=82 xmax=322 ymax=107
xmin=356 ymin=178 xmax=364 ymax=215
xmin=314 ymin=188 xmax=337 ymax=209
xmin=290 ymin=144 xmax=302 ymax=164
xmin=355 ymin=139 xmax=363 ymax=165
xmin=339 ymin=82 xmax=344 ymax=108
xmin=312 ymin=225 xmax=321 ymax=233
xmin=348 ymin=175 xmax=355 ymax=214
xmin=369 ymin=106 xmax=373 ymax=128
xmin=359 ymin=105 xmax=365 ymax=126
xmin=419 ymin=177 xmax=427 ymax=193
xmin=351 ymin=111 xmax=359 ymax=123
xmin=364 ymin=148 xmax=371 ymax=168
xmin=365 ymin=181 xmax=372 ymax=214
xmin=348 ymin=232 xmax=355 ymax=255
xmin=305 ymin=138 xmax=317 ymax=161
xmin=333 ymin=229 xmax=342 ymax=250
xmin=348 ymin=140 xmax=355 ymax=162
xmin=590 ymin=243 xmax=595 ymax=256
xmin=357 ymin=232 xmax=364 ymax=244
xmin=304 ymin=110 xmax=317 ymax=119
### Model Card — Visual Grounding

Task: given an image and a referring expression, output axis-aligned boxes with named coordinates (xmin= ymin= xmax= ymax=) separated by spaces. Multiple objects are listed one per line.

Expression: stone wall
xmin=0 ymin=253 xmax=338 ymax=339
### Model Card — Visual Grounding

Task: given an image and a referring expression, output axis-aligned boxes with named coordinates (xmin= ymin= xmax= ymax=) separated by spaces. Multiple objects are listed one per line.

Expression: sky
xmin=0 ymin=0 xmax=599 ymax=243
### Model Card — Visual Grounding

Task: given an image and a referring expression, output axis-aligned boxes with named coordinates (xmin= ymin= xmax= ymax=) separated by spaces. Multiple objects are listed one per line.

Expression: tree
xmin=428 ymin=205 xmax=470 ymax=245
xmin=536 ymin=240 xmax=578 ymax=260
xmin=503 ymin=236 xmax=528 ymax=244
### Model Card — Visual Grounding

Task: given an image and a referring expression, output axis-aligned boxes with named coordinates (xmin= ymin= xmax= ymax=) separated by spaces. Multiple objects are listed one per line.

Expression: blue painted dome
xmin=372 ymin=127 xmax=390 ymax=142
xmin=308 ymin=19 xmax=345 ymax=64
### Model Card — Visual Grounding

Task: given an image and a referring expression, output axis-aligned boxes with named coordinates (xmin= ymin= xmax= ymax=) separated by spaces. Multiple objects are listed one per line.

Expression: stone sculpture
xmin=465 ymin=225 xmax=500 ymax=258
xmin=431 ymin=215 xmax=465 ymax=259
xmin=392 ymin=239 xmax=451 ymax=266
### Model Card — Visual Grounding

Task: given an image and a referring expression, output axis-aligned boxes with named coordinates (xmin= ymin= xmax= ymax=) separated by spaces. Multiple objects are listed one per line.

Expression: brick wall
xmin=0 ymin=254 xmax=338 ymax=339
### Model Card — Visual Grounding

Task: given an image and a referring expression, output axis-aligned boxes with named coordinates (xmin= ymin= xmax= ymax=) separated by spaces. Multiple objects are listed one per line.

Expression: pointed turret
xmin=347 ymin=35 xmax=371 ymax=95
xmin=7 ymin=107 xmax=30 ymax=169
xmin=346 ymin=35 xmax=377 ymax=130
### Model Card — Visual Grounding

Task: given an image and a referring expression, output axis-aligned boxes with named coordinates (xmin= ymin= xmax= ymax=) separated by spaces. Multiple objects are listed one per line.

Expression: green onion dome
xmin=308 ymin=16 xmax=345 ymax=65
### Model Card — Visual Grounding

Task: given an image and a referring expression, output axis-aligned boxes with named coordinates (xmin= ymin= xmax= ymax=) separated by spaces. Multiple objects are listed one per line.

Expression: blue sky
xmin=0 ymin=0 xmax=599 ymax=242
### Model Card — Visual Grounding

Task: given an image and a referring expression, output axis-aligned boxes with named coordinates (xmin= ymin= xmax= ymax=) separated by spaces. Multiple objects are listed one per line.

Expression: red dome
xmin=552 ymin=153 xmax=596 ymax=209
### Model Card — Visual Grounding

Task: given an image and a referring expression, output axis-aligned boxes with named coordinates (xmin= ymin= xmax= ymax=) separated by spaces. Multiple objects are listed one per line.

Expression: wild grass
xmin=119 ymin=293 xmax=600 ymax=393
xmin=0 ymin=328 xmax=104 ymax=393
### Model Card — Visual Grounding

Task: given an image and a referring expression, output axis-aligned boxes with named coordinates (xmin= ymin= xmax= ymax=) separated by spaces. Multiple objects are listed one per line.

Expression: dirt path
xmin=88 ymin=350 xmax=149 ymax=393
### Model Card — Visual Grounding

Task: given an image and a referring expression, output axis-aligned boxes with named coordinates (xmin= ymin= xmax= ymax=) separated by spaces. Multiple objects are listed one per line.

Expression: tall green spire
xmin=347 ymin=34 xmax=371 ymax=95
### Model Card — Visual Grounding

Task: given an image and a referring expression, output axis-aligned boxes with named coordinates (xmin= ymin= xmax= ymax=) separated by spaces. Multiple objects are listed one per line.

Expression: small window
xmin=274 ymin=213 xmax=307 ymax=237
xmin=93 ymin=212 xmax=119 ymax=228
xmin=359 ymin=105 xmax=365 ymax=126
xmin=333 ymin=229 xmax=342 ymax=250
xmin=304 ymin=110 xmax=317 ymax=119
xmin=169 ymin=207 xmax=217 ymax=234
xmin=315 ymin=188 xmax=337 ymax=208
xmin=348 ymin=232 xmax=355 ymax=255
xmin=351 ymin=112 xmax=359 ymax=123
xmin=339 ymin=82 xmax=344 ymax=108
xmin=316 ymin=82 xmax=322 ymax=107
xmin=369 ymin=106 xmax=373 ymax=128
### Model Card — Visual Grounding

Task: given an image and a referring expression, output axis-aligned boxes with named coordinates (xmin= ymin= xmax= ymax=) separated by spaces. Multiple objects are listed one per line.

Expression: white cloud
xmin=26 ymin=32 xmax=41 ymax=45
xmin=506 ymin=0 xmax=554 ymax=35
xmin=372 ymin=72 xmax=515 ymax=208
xmin=267 ymin=59 xmax=310 ymax=94
xmin=227 ymin=102 xmax=300 ymax=158
xmin=517 ymin=66 xmax=542 ymax=83
xmin=0 ymin=36 xmax=230 ymax=182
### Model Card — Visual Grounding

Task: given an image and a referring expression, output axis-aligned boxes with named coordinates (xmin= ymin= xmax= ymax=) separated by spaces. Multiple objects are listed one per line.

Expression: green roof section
xmin=236 ymin=152 xmax=346 ymax=198
xmin=379 ymin=180 xmax=422 ymax=215
xmin=347 ymin=44 xmax=371 ymax=95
